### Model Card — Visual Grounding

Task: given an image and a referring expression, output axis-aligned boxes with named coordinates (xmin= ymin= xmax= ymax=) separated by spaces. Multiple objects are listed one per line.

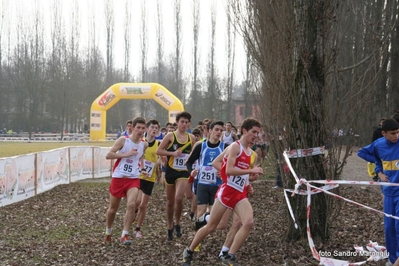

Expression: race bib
xmin=227 ymin=174 xmax=249 ymax=192
xmin=198 ymin=166 xmax=217 ymax=184
xmin=143 ymin=159 xmax=156 ymax=176
xmin=173 ymin=154 xmax=189 ymax=170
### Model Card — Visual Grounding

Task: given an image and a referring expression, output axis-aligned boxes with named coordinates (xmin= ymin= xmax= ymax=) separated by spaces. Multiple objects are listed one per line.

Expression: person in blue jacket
xmin=358 ymin=118 xmax=399 ymax=265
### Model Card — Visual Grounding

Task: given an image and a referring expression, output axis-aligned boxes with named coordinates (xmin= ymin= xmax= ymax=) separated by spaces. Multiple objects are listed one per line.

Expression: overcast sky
xmin=2 ymin=0 xmax=246 ymax=82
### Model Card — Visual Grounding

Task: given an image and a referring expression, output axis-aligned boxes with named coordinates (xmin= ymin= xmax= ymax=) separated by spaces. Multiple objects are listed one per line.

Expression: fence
xmin=0 ymin=146 xmax=112 ymax=207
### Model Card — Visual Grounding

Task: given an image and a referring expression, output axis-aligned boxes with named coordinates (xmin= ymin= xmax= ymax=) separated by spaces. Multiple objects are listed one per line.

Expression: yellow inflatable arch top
xmin=89 ymin=83 xmax=184 ymax=141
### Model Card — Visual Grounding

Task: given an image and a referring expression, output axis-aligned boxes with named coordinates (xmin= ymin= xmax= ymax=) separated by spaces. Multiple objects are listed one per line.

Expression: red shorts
xmin=215 ymin=183 xmax=248 ymax=210
xmin=109 ymin=178 xmax=140 ymax=198
xmin=188 ymin=175 xmax=194 ymax=184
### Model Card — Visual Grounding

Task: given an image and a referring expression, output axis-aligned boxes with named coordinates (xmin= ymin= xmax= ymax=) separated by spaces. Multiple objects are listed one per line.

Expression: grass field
xmin=0 ymin=141 xmax=114 ymax=158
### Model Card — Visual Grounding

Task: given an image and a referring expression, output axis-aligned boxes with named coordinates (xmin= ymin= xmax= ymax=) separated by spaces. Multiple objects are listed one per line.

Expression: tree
xmin=172 ymin=0 xmax=183 ymax=100
xmin=138 ymin=0 xmax=148 ymax=118
xmin=225 ymin=3 xmax=236 ymax=122
xmin=230 ymin=0 xmax=391 ymax=245
xmin=11 ymin=2 xmax=47 ymax=138
xmin=205 ymin=2 xmax=219 ymax=119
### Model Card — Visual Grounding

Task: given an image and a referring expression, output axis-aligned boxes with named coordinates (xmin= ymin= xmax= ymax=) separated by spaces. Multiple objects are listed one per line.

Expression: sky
xmin=1 ymin=0 xmax=247 ymax=82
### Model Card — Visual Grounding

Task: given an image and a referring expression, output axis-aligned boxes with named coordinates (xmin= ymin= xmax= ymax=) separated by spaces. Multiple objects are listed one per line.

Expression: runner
xmin=182 ymin=118 xmax=263 ymax=265
xmin=185 ymin=121 xmax=227 ymax=226
xmin=134 ymin=119 xmax=161 ymax=238
xmin=104 ymin=117 xmax=148 ymax=245
xmin=156 ymin=111 xmax=195 ymax=240
xmin=221 ymin=121 xmax=238 ymax=145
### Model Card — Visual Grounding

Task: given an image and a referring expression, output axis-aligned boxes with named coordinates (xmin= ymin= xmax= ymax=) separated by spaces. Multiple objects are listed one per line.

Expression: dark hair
xmin=226 ymin=121 xmax=233 ymax=126
xmin=126 ymin=120 xmax=133 ymax=125
xmin=382 ymin=118 xmax=399 ymax=132
xmin=176 ymin=111 xmax=192 ymax=122
xmin=209 ymin=120 xmax=224 ymax=130
xmin=197 ymin=121 xmax=203 ymax=125
xmin=202 ymin=118 xmax=211 ymax=125
xmin=241 ymin=118 xmax=262 ymax=134
xmin=146 ymin=119 xmax=160 ymax=128
xmin=165 ymin=122 xmax=172 ymax=127
xmin=132 ymin=117 xmax=146 ymax=127
xmin=192 ymin=128 xmax=202 ymax=136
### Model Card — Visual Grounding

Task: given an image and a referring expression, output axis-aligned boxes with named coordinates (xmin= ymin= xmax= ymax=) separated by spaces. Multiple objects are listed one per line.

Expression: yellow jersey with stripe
xmin=165 ymin=132 xmax=192 ymax=176
xmin=140 ymin=139 xmax=159 ymax=183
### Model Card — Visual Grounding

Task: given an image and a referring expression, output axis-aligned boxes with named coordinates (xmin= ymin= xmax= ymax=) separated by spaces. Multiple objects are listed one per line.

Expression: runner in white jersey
xmin=221 ymin=121 xmax=238 ymax=145
xmin=104 ymin=117 xmax=149 ymax=246
xmin=112 ymin=139 xmax=145 ymax=178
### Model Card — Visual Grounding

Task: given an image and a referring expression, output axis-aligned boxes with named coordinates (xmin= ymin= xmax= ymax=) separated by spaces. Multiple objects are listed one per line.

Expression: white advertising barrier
xmin=0 ymin=146 xmax=112 ymax=207
xmin=36 ymin=148 xmax=70 ymax=194
xmin=70 ymin=147 xmax=93 ymax=183
xmin=0 ymin=154 xmax=36 ymax=207
xmin=93 ymin=147 xmax=112 ymax=178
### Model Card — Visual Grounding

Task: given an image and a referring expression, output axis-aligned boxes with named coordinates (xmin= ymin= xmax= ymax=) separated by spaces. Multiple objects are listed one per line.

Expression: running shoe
xmin=195 ymin=212 xmax=209 ymax=231
xmin=134 ymin=230 xmax=143 ymax=238
xmin=218 ymin=251 xmax=228 ymax=260
xmin=104 ymin=234 xmax=112 ymax=246
xmin=222 ymin=254 xmax=240 ymax=266
xmin=175 ymin=224 xmax=182 ymax=237
xmin=182 ymin=248 xmax=193 ymax=266
xmin=120 ymin=234 xmax=132 ymax=245
xmin=167 ymin=228 xmax=174 ymax=241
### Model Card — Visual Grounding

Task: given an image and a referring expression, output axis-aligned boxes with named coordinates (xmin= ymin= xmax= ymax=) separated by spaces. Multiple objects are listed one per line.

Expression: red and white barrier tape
xmin=282 ymin=151 xmax=390 ymax=265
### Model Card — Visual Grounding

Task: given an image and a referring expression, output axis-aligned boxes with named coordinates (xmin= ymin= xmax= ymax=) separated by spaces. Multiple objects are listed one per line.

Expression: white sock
xmin=106 ymin=228 xmax=112 ymax=235
xmin=219 ymin=246 xmax=229 ymax=256
xmin=205 ymin=214 xmax=210 ymax=223
xmin=122 ymin=230 xmax=129 ymax=236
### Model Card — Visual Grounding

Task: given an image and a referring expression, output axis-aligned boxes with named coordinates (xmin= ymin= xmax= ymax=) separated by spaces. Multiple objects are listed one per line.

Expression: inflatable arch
xmin=89 ymin=83 xmax=184 ymax=141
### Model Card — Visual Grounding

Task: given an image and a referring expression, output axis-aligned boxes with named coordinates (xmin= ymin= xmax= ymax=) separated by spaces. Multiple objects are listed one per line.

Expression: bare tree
xmin=152 ymin=0 xmax=166 ymax=122
xmin=11 ymin=2 xmax=47 ymax=138
xmin=172 ymin=0 xmax=183 ymax=100
xmin=229 ymin=0 xmax=390 ymax=245
xmin=123 ymin=0 xmax=131 ymax=81
xmin=205 ymin=2 xmax=218 ymax=119
xmin=104 ymin=0 xmax=114 ymax=86
xmin=188 ymin=0 xmax=201 ymax=120
xmin=225 ymin=3 xmax=236 ymax=121
xmin=139 ymin=0 xmax=148 ymax=117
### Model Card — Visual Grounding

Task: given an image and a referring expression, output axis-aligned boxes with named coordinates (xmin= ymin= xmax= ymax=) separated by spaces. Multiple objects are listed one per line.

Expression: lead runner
xmin=182 ymin=118 xmax=264 ymax=266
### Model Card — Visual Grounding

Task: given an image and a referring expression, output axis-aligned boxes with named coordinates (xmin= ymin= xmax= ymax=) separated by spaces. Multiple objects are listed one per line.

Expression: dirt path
xmin=341 ymin=148 xmax=370 ymax=181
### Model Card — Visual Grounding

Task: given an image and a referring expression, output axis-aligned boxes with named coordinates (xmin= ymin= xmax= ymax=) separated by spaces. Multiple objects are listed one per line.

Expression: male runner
xmin=134 ymin=119 xmax=161 ymax=238
xmin=157 ymin=111 xmax=195 ymax=240
xmin=182 ymin=118 xmax=263 ymax=265
xmin=104 ymin=117 xmax=148 ymax=245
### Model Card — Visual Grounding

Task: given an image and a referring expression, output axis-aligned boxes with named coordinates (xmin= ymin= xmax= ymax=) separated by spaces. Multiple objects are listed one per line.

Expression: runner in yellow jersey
xmin=133 ymin=119 xmax=161 ymax=238
xmin=157 ymin=111 xmax=195 ymax=240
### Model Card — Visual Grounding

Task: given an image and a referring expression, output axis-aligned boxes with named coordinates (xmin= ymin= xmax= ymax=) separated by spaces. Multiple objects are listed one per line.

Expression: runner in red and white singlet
xmin=182 ymin=118 xmax=264 ymax=266
xmin=104 ymin=117 xmax=148 ymax=246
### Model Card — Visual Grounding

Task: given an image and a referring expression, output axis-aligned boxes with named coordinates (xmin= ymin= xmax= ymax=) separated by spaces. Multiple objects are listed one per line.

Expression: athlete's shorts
xmin=165 ymin=168 xmax=189 ymax=185
xmin=196 ymin=184 xmax=219 ymax=206
xmin=140 ymin=179 xmax=155 ymax=196
xmin=109 ymin=177 xmax=140 ymax=198
xmin=215 ymin=183 xmax=249 ymax=209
